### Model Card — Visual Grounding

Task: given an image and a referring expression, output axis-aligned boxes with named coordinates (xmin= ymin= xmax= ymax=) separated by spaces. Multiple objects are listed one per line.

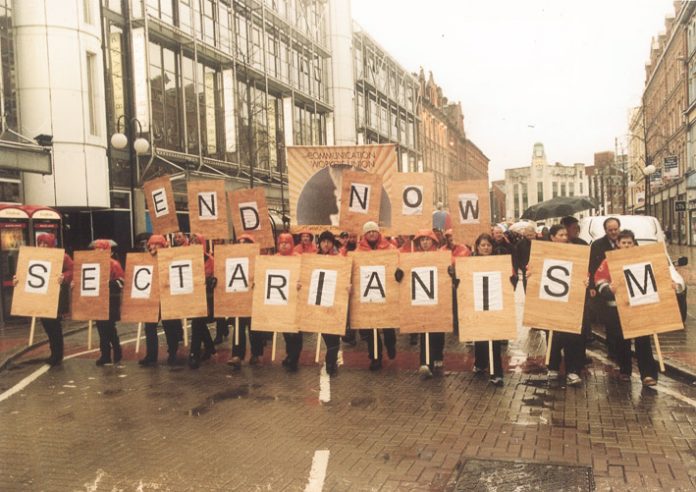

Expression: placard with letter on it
xmin=143 ymin=175 xmax=179 ymax=235
xmin=297 ymin=255 xmax=352 ymax=335
xmin=447 ymin=180 xmax=491 ymax=247
xmin=251 ymin=256 xmax=301 ymax=333
xmin=228 ymin=188 xmax=275 ymax=249
xmin=338 ymin=170 xmax=383 ymax=235
xmin=213 ymin=243 xmax=261 ymax=317
xmin=11 ymin=246 xmax=65 ymax=318
xmin=187 ymin=179 xmax=229 ymax=240
xmin=348 ymin=250 xmax=400 ymax=329
xmin=157 ymin=245 xmax=208 ymax=319
xmin=388 ymin=172 xmax=434 ymax=236
xmin=71 ymin=250 xmax=111 ymax=321
xmin=120 ymin=252 xmax=160 ymax=323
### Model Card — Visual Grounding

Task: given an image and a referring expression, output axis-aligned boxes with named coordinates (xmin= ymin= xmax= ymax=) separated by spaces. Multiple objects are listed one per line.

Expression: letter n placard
xmin=297 ymin=255 xmax=352 ymax=335
xmin=251 ymin=256 xmax=301 ymax=333
xmin=522 ymin=241 xmax=588 ymax=334
xmin=606 ymin=243 xmax=683 ymax=338
xmin=348 ymin=250 xmax=400 ymax=329
xmin=11 ymin=246 xmax=65 ymax=318
xmin=398 ymin=251 xmax=452 ymax=333
xmin=388 ymin=172 xmax=434 ymax=236
xmin=143 ymin=175 xmax=179 ymax=235
xmin=447 ymin=180 xmax=491 ymax=246
xmin=187 ymin=179 xmax=229 ymax=240
xmin=71 ymin=250 xmax=111 ymax=321
xmin=157 ymin=245 xmax=207 ymax=319
xmin=339 ymin=170 xmax=383 ymax=235
xmin=120 ymin=252 xmax=160 ymax=323
xmin=456 ymin=255 xmax=516 ymax=342
xmin=213 ymin=243 xmax=260 ymax=317
xmin=228 ymin=188 xmax=275 ymax=249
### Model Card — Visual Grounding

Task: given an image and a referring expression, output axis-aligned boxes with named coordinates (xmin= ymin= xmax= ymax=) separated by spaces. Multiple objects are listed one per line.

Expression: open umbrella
xmin=520 ymin=196 xmax=597 ymax=221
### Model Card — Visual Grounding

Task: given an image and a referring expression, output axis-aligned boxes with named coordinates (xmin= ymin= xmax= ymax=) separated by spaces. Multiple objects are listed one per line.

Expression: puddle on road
xmin=348 ymin=396 xmax=375 ymax=408
xmin=188 ymin=383 xmax=265 ymax=416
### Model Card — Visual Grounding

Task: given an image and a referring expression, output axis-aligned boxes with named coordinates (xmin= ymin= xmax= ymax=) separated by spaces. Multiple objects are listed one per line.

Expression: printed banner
xmin=663 ymin=155 xmax=679 ymax=180
xmin=228 ymin=188 xmax=275 ymax=249
xmin=522 ymin=241 xmax=588 ymax=334
xmin=338 ymin=170 xmax=383 ymax=235
xmin=348 ymin=250 xmax=400 ymax=329
xmin=71 ymin=250 xmax=111 ymax=321
xmin=398 ymin=251 xmax=453 ymax=333
xmin=388 ymin=172 xmax=434 ymax=236
xmin=447 ymin=180 xmax=491 ymax=246
xmin=296 ymin=255 xmax=352 ymax=335
xmin=286 ymin=144 xmax=397 ymax=234
xmin=157 ymin=245 xmax=207 ymax=319
xmin=11 ymin=246 xmax=65 ymax=318
xmin=456 ymin=255 xmax=517 ymax=342
xmin=120 ymin=252 xmax=160 ymax=323
xmin=143 ymin=175 xmax=179 ymax=235
xmin=251 ymin=256 xmax=301 ymax=333
xmin=213 ymin=243 xmax=261 ymax=317
xmin=187 ymin=179 xmax=229 ymax=240
xmin=605 ymin=243 xmax=683 ymax=338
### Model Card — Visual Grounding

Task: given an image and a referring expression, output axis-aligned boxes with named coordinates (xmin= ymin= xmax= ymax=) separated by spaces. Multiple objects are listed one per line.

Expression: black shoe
xmin=409 ymin=334 xmax=418 ymax=346
xmin=47 ymin=356 xmax=62 ymax=367
xmin=326 ymin=363 xmax=338 ymax=376
xmin=138 ymin=357 xmax=156 ymax=367
xmin=95 ymin=357 xmax=111 ymax=366
xmin=386 ymin=344 xmax=396 ymax=360
xmin=113 ymin=346 xmax=122 ymax=364
xmin=281 ymin=357 xmax=290 ymax=368
xmin=167 ymin=354 xmax=178 ymax=366
xmin=213 ymin=334 xmax=226 ymax=345
xmin=369 ymin=359 xmax=382 ymax=371
xmin=188 ymin=355 xmax=200 ymax=369
xmin=249 ymin=355 xmax=260 ymax=366
xmin=201 ymin=348 xmax=215 ymax=362
xmin=284 ymin=360 xmax=298 ymax=373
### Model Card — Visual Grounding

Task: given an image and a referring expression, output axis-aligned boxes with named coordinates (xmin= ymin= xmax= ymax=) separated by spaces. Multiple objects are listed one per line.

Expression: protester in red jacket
xmin=92 ymin=239 xmax=125 ymax=366
xmin=294 ymin=229 xmax=317 ymax=255
xmin=187 ymin=233 xmax=216 ymax=369
xmin=276 ymin=232 xmax=303 ymax=371
xmin=315 ymin=230 xmax=342 ymax=376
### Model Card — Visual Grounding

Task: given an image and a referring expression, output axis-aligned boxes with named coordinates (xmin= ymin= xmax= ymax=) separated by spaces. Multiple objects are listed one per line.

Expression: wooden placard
xmin=398 ymin=251 xmax=453 ymax=333
xmin=456 ymin=255 xmax=517 ymax=342
xmin=348 ymin=250 xmax=400 ymax=329
xmin=187 ymin=179 xmax=229 ymax=240
xmin=605 ymin=243 xmax=683 ymax=338
xmin=338 ymin=170 xmax=383 ymax=235
xmin=143 ymin=176 xmax=179 ymax=235
xmin=447 ymin=180 xmax=491 ymax=247
xmin=213 ymin=243 xmax=261 ymax=317
xmin=522 ymin=241 xmax=588 ymax=334
xmin=296 ymin=255 xmax=352 ymax=335
xmin=11 ymin=246 xmax=65 ymax=318
xmin=157 ymin=245 xmax=207 ymax=319
xmin=71 ymin=250 xmax=111 ymax=321
xmin=251 ymin=255 xmax=301 ymax=333
xmin=228 ymin=188 xmax=275 ymax=249
xmin=388 ymin=172 xmax=434 ymax=236
xmin=120 ymin=252 xmax=160 ymax=323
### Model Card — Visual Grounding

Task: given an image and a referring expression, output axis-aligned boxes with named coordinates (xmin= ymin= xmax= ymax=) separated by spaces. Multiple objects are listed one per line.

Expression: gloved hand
xmin=206 ymin=276 xmax=218 ymax=289
xmin=453 ymin=278 xmax=460 ymax=289
xmin=109 ymin=279 xmax=124 ymax=290
xmin=598 ymin=286 xmax=615 ymax=301
xmin=509 ymin=274 xmax=518 ymax=287
xmin=394 ymin=267 xmax=404 ymax=283
xmin=447 ymin=264 xmax=456 ymax=279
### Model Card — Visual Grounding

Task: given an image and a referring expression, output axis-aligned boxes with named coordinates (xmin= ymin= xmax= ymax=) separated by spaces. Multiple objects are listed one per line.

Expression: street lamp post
xmin=643 ymin=161 xmax=656 ymax=217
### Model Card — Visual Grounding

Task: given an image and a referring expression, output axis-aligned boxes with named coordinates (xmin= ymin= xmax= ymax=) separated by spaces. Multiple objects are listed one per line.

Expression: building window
xmin=580 ymin=182 xmax=583 ymax=194
xmin=522 ymin=185 xmax=528 ymax=210
xmin=513 ymin=184 xmax=520 ymax=218
xmin=537 ymin=182 xmax=543 ymax=202
xmin=0 ymin=0 xmax=17 ymax=133
xmin=569 ymin=184 xmax=574 ymax=197
xmin=86 ymin=52 xmax=99 ymax=136
xmin=561 ymin=183 xmax=566 ymax=197
xmin=150 ymin=42 xmax=182 ymax=152
xmin=552 ymin=182 xmax=558 ymax=198
xmin=83 ymin=0 xmax=93 ymax=24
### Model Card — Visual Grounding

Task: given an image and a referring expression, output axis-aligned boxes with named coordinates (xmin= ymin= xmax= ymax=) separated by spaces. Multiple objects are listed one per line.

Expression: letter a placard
xmin=522 ymin=241 xmax=588 ymax=334
xmin=228 ymin=188 xmax=275 ymax=249
xmin=339 ymin=170 xmax=383 ymax=235
xmin=388 ymin=172 xmax=434 ymax=235
xmin=157 ymin=245 xmax=207 ymax=319
xmin=456 ymin=256 xmax=516 ymax=342
xmin=11 ymin=246 xmax=65 ymax=318
xmin=120 ymin=252 xmax=160 ymax=323
xmin=605 ymin=243 xmax=683 ymax=338
xmin=447 ymin=180 xmax=491 ymax=246
xmin=348 ymin=250 xmax=400 ymax=329
xmin=143 ymin=175 xmax=179 ymax=235
xmin=297 ymin=255 xmax=352 ymax=335
xmin=71 ymin=250 xmax=111 ymax=321
xmin=187 ymin=179 xmax=229 ymax=240
xmin=251 ymin=256 xmax=301 ymax=333
xmin=398 ymin=251 xmax=452 ymax=333
xmin=213 ymin=243 xmax=260 ymax=317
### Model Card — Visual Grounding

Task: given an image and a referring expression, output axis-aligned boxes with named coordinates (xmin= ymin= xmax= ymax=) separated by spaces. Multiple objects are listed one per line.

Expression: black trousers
xmin=215 ymin=318 xmax=229 ymax=337
xmin=190 ymin=318 xmax=215 ymax=357
xmin=39 ymin=317 xmax=63 ymax=361
xmin=144 ymin=319 xmax=182 ymax=361
xmin=605 ymin=307 xmax=658 ymax=379
xmin=548 ymin=331 xmax=584 ymax=374
xmin=231 ymin=317 xmax=267 ymax=358
xmin=95 ymin=320 xmax=121 ymax=360
xmin=283 ymin=332 xmax=303 ymax=364
xmin=419 ymin=332 xmax=444 ymax=366
xmin=322 ymin=333 xmax=340 ymax=366
xmin=359 ymin=328 xmax=396 ymax=361
xmin=474 ymin=341 xmax=503 ymax=377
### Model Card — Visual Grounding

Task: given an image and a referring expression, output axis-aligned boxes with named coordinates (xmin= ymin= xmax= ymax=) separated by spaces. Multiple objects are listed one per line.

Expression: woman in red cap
xmin=188 ymin=233 xmax=217 ymax=369
xmin=277 ymin=232 xmax=303 ymax=371
xmin=92 ymin=239 xmax=125 ymax=366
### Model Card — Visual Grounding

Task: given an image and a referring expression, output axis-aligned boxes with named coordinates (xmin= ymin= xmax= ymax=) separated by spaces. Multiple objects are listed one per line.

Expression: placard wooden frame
xmin=11 ymin=246 xmax=65 ymax=318
xmin=120 ymin=252 xmax=160 ymax=323
xmin=348 ymin=250 xmax=400 ymax=329
xmin=157 ymin=245 xmax=208 ymax=319
xmin=213 ymin=243 xmax=260 ymax=317
xmin=388 ymin=172 xmax=434 ymax=236
xmin=187 ymin=179 xmax=229 ymax=240
xmin=251 ymin=256 xmax=301 ymax=333
xmin=228 ymin=188 xmax=275 ymax=249
xmin=143 ymin=175 xmax=179 ymax=235
xmin=71 ymin=250 xmax=111 ymax=321
xmin=447 ymin=180 xmax=491 ymax=246
xmin=338 ymin=170 xmax=383 ymax=235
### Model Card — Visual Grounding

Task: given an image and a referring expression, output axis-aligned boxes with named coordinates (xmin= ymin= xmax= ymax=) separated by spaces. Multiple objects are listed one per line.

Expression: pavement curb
xmin=0 ymin=324 xmax=88 ymax=372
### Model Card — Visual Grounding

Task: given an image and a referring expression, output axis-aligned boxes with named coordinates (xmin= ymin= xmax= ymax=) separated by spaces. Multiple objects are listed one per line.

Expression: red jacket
xmin=108 ymin=258 xmax=125 ymax=282
xmin=294 ymin=242 xmax=317 ymax=255
xmin=357 ymin=233 xmax=396 ymax=252
xmin=61 ymin=253 xmax=74 ymax=285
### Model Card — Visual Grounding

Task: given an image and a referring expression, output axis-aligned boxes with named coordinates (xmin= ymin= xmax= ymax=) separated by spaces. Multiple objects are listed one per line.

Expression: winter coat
xmin=357 ymin=233 xmax=395 ymax=252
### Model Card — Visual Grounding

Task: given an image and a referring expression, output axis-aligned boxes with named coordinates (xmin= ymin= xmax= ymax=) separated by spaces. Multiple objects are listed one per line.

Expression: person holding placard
xmin=294 ymin=229 xmax=317 ymax=255
xmin=276 ymin=232 xmax=303 ymax=372
xmin=139 ymin=235 xmax=184 ymax=367
xmin=357 ymin=221 xmax=399 ymax=371
xmin=187 ymin=233 xmax=217 ymax=370
xmin=315 ymin=230 xmax=343 ymax=376
xmin=594 ymin=229 xmax=659 ymax=386
xmin=92 ymin=239 xmax=125 ymax=366
xmin=441 ymin=229 xmax=470 ymax=339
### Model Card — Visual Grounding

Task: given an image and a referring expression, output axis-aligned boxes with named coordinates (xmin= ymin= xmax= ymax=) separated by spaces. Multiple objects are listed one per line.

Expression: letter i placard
xmin=11 ymin=246 xmax=65 ymax=319
xmin=251 ymin=255 xmax=301 ymax=333
xmin=71 ymin=250 xmax=111 ymax=321
xmin=120 ymin=252 xmax=160 ymax=323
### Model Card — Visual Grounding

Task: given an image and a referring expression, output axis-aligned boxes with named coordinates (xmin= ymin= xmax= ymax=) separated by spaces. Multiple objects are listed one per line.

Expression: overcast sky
xmin=351 ymin=0 xmax=677 ymax=181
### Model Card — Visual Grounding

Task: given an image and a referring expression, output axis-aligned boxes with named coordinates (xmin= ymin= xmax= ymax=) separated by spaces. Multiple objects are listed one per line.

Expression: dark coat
xmin=588 ymin=235 xmax=615 ymax=287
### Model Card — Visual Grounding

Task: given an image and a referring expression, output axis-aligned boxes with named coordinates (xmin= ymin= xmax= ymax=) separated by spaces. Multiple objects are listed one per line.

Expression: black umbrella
xmin=520 ymin=196 xmax=597 ymax=221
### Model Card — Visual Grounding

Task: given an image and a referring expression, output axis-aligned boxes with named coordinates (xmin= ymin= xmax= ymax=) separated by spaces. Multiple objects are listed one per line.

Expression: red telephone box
xmin=25 ymin=206 xmax=63 ymax=247
xmin=0 ymin=204 xmax=31 ymax=322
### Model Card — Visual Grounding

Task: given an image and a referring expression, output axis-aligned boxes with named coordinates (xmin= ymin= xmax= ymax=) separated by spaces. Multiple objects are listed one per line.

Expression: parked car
xmin=578 ymin=215 xmax=688 ymax=322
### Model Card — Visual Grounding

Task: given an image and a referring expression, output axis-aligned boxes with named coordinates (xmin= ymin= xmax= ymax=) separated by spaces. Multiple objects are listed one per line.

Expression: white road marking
xmin=319 ymin=366 xmax=331 ymax=403
xmin=304 ymin=449 xmax=330 ymax=492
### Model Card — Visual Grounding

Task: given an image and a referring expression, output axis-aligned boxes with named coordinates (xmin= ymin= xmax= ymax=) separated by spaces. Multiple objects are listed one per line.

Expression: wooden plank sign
xmin=338 ymin=170 xmax=382 ymax=235
xmin=296 ymin=255 xmax=352 ymax=335
xmin=456 ymin=255 xmax=516 ymax=342
xmin=388 ymin=172 xmax=434 ymax=236
xmin=605 ymin=243 xmax=683 ymax=338
xmin=157 ymin=245 xmax=207 ymax=319
xmin=251 ymin=255 xmax=301 ymax=333
xmin=228 ymin=188 xmax=275 ymax=249
xmin=71 ymin=250 xmax=111 ymax=321
xmin=11 ymin=246 xmax=65 ymax=318
xmin=447 ymin=180 xmax=491 ymax=247
xmin=522 ymin=241 xmax=588 ymax=334
xmin=398 ymin=251 xmax=453 ymax=333
xmin=120 ymin=252 xmax=160 ymax=323
xmin=213 ymin=243 xmax=261 ymax=317
xmin=348 ymin=250 xmax=400 ymax=329
xmin=143 ymin=175 xmax=179 ymax=235
xmin=187 ymin=179 xmax=229 ymax=240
